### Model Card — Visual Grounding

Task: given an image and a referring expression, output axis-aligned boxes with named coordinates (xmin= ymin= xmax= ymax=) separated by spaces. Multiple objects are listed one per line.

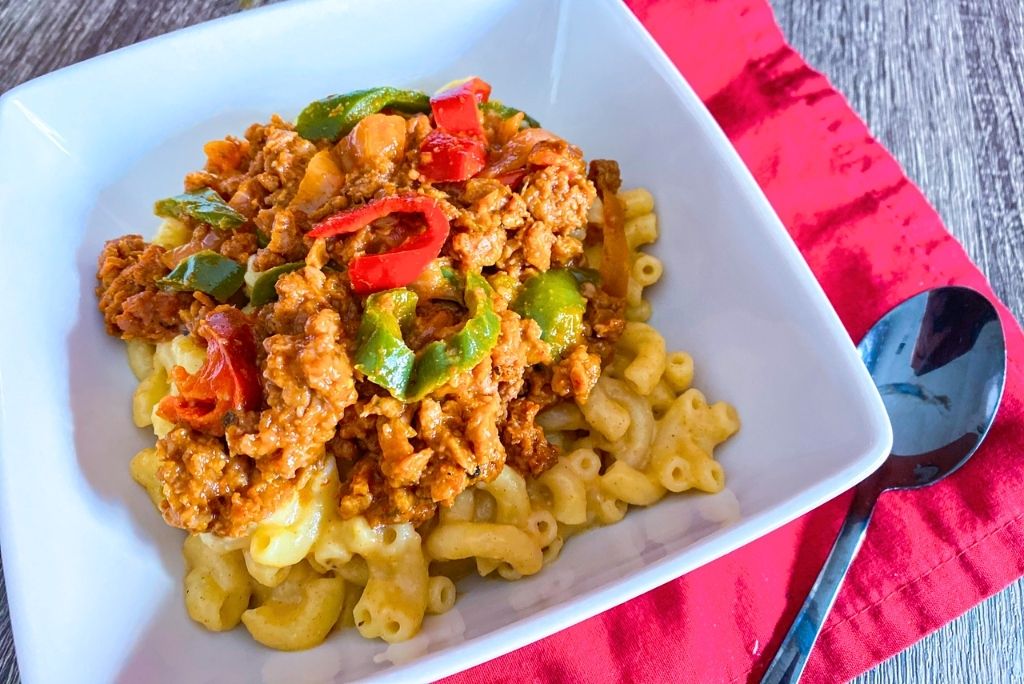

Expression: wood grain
xmin=1 ymin=0 xmax=1023 ymax=682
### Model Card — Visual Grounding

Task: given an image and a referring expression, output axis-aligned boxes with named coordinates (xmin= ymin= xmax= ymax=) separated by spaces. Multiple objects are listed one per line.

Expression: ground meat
xmin=522 ymin=221 xmax=556 ymax=270
xmin=551 ymin=233 xmax=584 ymax=264
xmin=219 ymin=231 xmax=260 ymax=263
xmin=360 ymin=396 xmax=432 ymax=488
xmin=337 ymin=390 xmax=507 ymax=525
xmin=503 ymin=399 xmax=559 ymax=478
xmin=157 ymin=426 xmax=295 ymax=537
xmin=251 ymin=208 xmax=310 ymax=271
xmin=491 ymin=310 xmax=550 ymax=405
xmin=583 ymin=283 xmax=627 ymax=362
xmin=338 ymin=455 xmax=436 ymax=525
xmin=333 ymin=351 xmax=514 ymax=526
xmin=96 ymin=235 xmax=192 ymax=341
xmin=517 ymin=163 xmax=595 ymax=271
xmin=98 ymin=104 xmax=636 ymax=533
xmin=333 ymin=398 xmax=380 ymax=450
xmin=229 ymin=302 xmax=357 ymax=478
xmin=453 ymin=179 xmax=529 ymax=233
xmin=228 ymin=177 xmax=268 ymax=219
xmin=255 ymin=260 xmax=358 ymax=338
xmin=448 ymin=179 xmax=528 ymax=271
xmin=405 ymin=301 xmax=465 ymax=350
xmin=333 ymin=395 xmax=437 ymax=525
xmin=119 ymin=291 xmax=194 ymax=341
xmin=521 ymin=164 xmax=595 ymax=236
xmin=378 ymin=414 xmax=433 ymax=488
xmin=417 ymin=394 xmax=505 ymax=500
xmin=181 ymin=117 xmax=318 ymax=226
xmin=184 ymin=170 xmax=242 ymax=199
xmin=254 ymin=119 xmax=318 ymax=200
xmin=451 ymin=228 xmax=507 ymax=272
xmin=551 ymin=345 xmax=602 ymax=403
xmin=338 ymin=457 xmax=380 ymax=519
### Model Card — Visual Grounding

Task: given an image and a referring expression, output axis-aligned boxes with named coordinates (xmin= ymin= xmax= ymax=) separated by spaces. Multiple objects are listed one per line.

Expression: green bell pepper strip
xmin=512 ymin=269 xmax=586 ymax=359
xmin=296 ymin=87 xmax=431 ymax=141
xmin=354 ymin=288 xmax=419 ymax=399
xmin=154 ymin=188 xmax=246 ymax=231
xmin=249 ymin=261 xmax=304 ymax=307
xmin=440 ymin=265 xmax=461 ymax=291
xmin=480 ymin=100 xmax=541 ymax=129
xmin=353 ymin=273 xmax=500 ymax=401
xmin=159 ymin=250 xmax=245 ymax=302
xmin=407 ymin=273 xmax=500 ymax=400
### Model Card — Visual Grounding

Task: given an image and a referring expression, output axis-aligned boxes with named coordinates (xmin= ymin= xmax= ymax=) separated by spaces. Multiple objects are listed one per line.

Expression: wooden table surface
xmin=1 ymin=0 xmax=1022 ymax=681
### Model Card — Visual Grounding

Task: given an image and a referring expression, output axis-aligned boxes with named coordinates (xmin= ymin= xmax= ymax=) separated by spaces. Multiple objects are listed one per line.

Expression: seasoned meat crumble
xmin=97 ymin=101 xmax=626 ymax=536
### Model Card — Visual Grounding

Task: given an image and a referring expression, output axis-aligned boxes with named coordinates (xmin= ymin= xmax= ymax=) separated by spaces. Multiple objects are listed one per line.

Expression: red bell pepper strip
xmin=430 ymin=77 xmax=491 ymax=136
xmin=453 ymin=76 xmax=492 ymax=102
xmin=418 ymin=130 xmax=487 ymax=182
xmin=307 ymin=194 xmax=450 ymax=294
xmin=418 ymin=77 xmax=492 ymax=182
xmin=157 ymin=307 xmax=262 ymax=435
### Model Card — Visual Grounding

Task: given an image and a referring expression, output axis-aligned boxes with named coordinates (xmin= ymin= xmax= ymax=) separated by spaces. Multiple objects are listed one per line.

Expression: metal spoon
xmin=761 ymin=286 xmax=1007 ymax=684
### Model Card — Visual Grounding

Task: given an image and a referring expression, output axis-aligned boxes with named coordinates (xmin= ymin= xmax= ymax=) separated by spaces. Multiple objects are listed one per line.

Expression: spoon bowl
xmin=761 ymin=286 xmax=1007 ymax=684
xmin=860 ymin=286 xmax=1006 ymax=491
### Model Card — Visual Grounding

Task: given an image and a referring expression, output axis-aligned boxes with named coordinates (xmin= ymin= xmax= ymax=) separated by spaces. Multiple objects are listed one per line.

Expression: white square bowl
xmin=0 ymin=0 xmax=892 ymax=681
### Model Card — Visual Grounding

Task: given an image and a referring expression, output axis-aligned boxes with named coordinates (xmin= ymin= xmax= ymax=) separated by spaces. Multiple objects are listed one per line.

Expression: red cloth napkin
xmin=447 ymin=1 xmax=1024 ymax=682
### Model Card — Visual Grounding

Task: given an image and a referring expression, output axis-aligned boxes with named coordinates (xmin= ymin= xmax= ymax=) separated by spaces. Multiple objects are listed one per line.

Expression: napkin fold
xmin=448 ymin=1 xmax=1024 ymax=681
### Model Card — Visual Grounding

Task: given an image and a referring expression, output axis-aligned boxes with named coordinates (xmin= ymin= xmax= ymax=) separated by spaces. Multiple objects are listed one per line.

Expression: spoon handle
xmin=760 ymin=479 xmax=881 ymax=684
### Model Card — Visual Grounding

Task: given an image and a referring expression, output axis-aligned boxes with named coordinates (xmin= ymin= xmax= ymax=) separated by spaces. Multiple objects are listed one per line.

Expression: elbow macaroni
xmin=125 ymin=339 xmax=155 ymax=380
xmin=241 ymin=560 xmax=347 ymax=651
xmin=129 ymin=447 xmax=163 ymax=508
xmin=313 ymin=514 xmax=429 ymax=643
xmin=618 ymin=322 xmax=667 ymax=396
xmin=581 ymin=376 xmax=656 ymax=470
xmin=536 ymin=461 xmax=588 ymax=524
xmin=426 ymin=576 xmax=457 ymax=615
xmin=128 ymin=186 xmax=739 ymax=651
xmin=183 ymin=534 xmax=251 ymax=632
xmin=247 ymin=455 xmax=335 ymax=569
xmin=426 ymin=522 xmax=543 ymax=576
